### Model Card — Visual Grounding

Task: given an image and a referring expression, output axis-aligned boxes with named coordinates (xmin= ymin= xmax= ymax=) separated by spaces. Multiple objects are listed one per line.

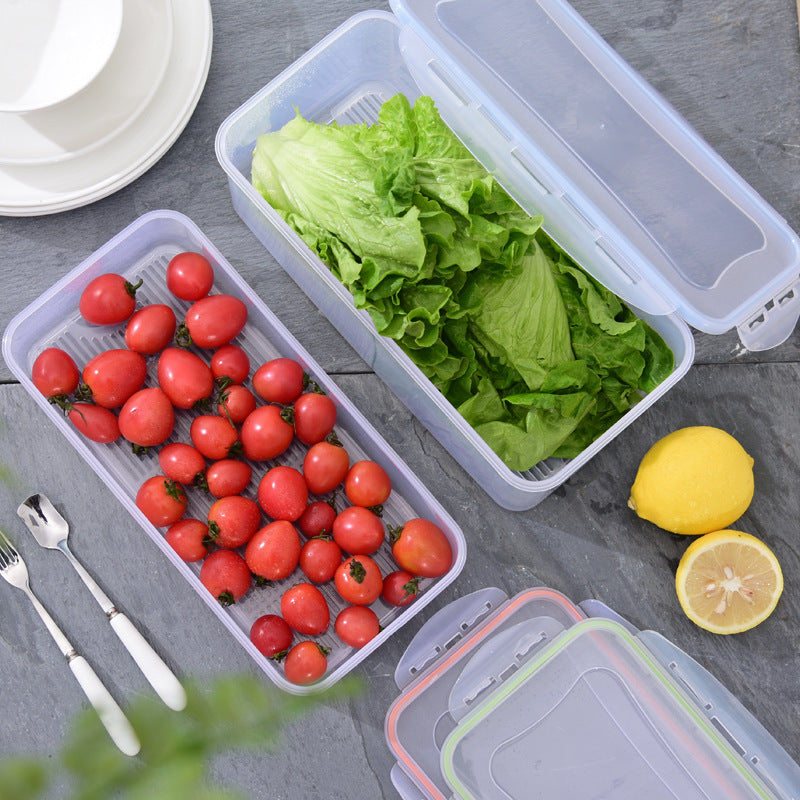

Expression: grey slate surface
xmin=1 ymin=1 xmax=800 ymax=797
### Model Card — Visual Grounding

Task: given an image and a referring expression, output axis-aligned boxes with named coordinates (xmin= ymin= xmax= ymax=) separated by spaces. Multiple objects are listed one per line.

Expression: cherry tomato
xmin=207 ymin=495 xmax=261 ymax=549
xmin=335 ymin=606 xmax=380 ymax=648
xmin=216 ymin=383 xmax=256 ymax=424
xmin=240 ymin=405 xmax=294 ymax=461
xmin=31 ymin=347 xmax=80 ymax=400
xmin=124 ymin=304 xmax=177 ymax=354
xmin=332 ymin=506 xmax=385 ymax=555
xmin=250 ymin=614 xmax=293 ymax=660
xmin=184 ymin=294 xmax=248 ymax=348
xmin=344 ymin=460 xmax=392 ymax=508
xmin=79 ymin=273 xmax=140 ymax=325
xmin=118 ymin=387 xmax=175 ymax=448
xmin=245 ymin=520 xmax=302 ymax=581
xmin=280 ymin=583 xmax=330 ymax=635
xmin=297 ymin=500 xmax=337 ymax=538
xmin=199 ymin=549 xmax=252 ymax=606
xmin=190 ymin=414 xmax=240 ymax=460
xmin=283 ymin=641 xmax=328 ymax=686
xmin=391 ymin=519 xmax=453 ymax=578
xmin=157 ymin=347 xmax=214 ymax=409
xmin=136 ymin=476 xmax=187 ymax=527
xmin=302 ymin=441 xmax=349 ymax=495
xmin=166 ymin=252 xmax=215 ymax=301
xmin=257 ymin=465 xmax=308 ymax=522
xmin=299 ymin=536 xmax=342 ymax=583
xmin=334 ymin=555 xmax=383 ymax=606
xmin=210 ymin=344 xmax=250 ymax=384
xmin=205 ymin=459 xmax=252 ymax=497
xmin=81 ymin=349 xmax=147 ymax=409
xmin=381 ymin=570 xmax=419 ymax=607
xmin=252 ymin=358 xmax=306 ymax=405
xmin=158 ymin=442 xmax=206 ymax=486
xmin=68 ymin=403 xmax=120 ymax=443
xmin=292 ymin=391 xmax=337 ymax=445
xmin=165 ymin=518 xmax=210 ymax=562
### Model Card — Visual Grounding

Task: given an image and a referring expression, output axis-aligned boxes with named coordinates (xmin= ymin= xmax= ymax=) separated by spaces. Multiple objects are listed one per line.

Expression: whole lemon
xmin=628 ymin=426 xmax=754 ymax=535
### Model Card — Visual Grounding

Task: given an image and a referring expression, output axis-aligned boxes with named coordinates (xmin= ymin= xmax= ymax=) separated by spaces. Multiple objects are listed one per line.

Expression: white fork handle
xmin=69 ymin=656 xmax=141 ymax=757
xmin=109 ymin=613 xmax=187 ymax=711
xmin=62 ymin=545 xmax=186 ymax=711
xmin=25 ymin=588 xmax=140 ymax=756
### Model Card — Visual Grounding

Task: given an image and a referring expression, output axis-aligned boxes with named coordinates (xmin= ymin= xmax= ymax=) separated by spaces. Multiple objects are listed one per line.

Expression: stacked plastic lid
xmin=385 ymin=587 xmax=800 ymax=799
xmin=392 ymin=0 xmax=800 ymax=350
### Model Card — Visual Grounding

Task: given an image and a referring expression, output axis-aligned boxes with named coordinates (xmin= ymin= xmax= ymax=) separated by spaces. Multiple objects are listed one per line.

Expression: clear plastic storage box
xmin=215 ymin=1 xmax=800 ymax=511
xmin=2 ymin=210 xmax=467 ymax=694
xmin=385 ymin=587 xmax=800 ymax=800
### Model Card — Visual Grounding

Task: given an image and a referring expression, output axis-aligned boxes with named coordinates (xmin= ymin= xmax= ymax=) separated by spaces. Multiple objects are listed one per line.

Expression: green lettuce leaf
xmin=250 ymin=95 xmax=675 ymax=473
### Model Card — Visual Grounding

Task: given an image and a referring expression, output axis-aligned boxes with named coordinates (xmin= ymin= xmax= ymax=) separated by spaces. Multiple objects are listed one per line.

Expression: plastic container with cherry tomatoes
xmin=2 ymin=209 xmax=466 ymax=694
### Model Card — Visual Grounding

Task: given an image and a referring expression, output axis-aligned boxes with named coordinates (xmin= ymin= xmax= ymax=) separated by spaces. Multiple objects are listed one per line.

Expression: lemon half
xmin=675 ymin=529 xmax=783 ymax=634
xmin=629 ymin=426 xmax=754 ymax=535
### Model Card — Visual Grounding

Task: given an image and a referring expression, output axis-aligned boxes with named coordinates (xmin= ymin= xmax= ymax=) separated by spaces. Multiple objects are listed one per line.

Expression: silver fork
xmin=0 ymin=527 xmax=140 ymax=756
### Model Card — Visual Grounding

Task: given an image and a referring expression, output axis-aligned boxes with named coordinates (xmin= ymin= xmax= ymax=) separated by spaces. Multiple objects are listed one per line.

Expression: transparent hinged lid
xmin=439 ymin=618 xmax=786 ymax=800
xmin=390 ymin=0 xmax=800 ymax=350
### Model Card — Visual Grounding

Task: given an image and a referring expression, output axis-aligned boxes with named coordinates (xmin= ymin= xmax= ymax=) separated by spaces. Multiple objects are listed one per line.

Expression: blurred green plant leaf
xmin=0 ymin=672 xmax=361 ymax=800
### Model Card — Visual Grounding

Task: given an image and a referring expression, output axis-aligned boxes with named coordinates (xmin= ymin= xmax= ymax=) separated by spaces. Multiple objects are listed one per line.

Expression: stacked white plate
xmin=0 ymin=0 xmax=213 ymax=216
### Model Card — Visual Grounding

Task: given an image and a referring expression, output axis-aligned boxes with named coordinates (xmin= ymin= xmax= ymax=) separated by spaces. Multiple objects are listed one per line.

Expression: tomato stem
xmin=174 ymin=322 xmax=192 ymax=348
xmin=124 ymin=277 xmax=143 ymax=299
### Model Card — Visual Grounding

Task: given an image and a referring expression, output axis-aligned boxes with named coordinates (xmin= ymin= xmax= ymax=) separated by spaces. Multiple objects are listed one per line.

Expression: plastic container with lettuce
xmin=250 ymin=94 xmax=673 ymax=472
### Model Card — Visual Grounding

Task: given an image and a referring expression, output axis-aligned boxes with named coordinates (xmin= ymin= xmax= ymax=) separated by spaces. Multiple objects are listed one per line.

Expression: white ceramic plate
xmin=0 ymin=0 xmax=212 ymax=216
xmin=0 ymin=0 xmax=124 ymax=113
xmin=0 ymin=0 xmax=173 ymax=165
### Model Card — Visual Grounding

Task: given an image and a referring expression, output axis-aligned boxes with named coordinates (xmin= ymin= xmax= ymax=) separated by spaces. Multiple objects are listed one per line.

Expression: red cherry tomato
xmin=292 ymin=392 xmax=337 ymax=445
xmin=245 ymin=520 xmax=302 ymax=581
xmin=190 ymin=414 xmax=240 ymax=460
xmin=31 ymin=347 xmax=80 ymax=399
xmin=391 ymin=518 xmax=453 ymax=578
xmin=79 ymin=273 xmax=140 ymax=325
xmin=381 ymin=570 xmax=420 ymax=607
xmin=124 ymin=304 xmax=177 ymax=354
xmin=81 ymin=349 xmax=147 ymax=409
xmin=344 ymin=460 xmax=392 ymax=508
xmin=118 ymin=387 xmax=175 ymax=447
xmin=184 ymin=294 xmax=248 ymax=348
xmin=166 ymin=252 xmax=215 ymax=301
xmin=283 ymin=641 xmax=328 ymax=686
xmin=331 ymin=506 xmax=385 ymax=555
xmin=157 ymin=347 xmax=214 ymax=409
xmin=240 ymin=405 xmax=294 ymax=461
xmin=68 ymin=403 xmax=120 ymax=443
xmin=210 ymin=344 xmax=250 ymax=384
xmin=299 ymin=536 xmax=342 ymax=583
xmin=335 ymin=606 xmax=381 ymax=648
xmin=135 ymin=476 xmax=187 ymax=527
xmin=207 ymin=495 xmax=261 ymax=549
xmin=297 ymin=500 xmax=337 ymax=538
xmin=280 ymin=583 xmax=330 ymax=635
xmin=250 ymin=614 xmax=293 ymax=659
xmin=205 ymin=459 xmax=252 ymax=497
xmin=199 ymin=549 xmax=252 ymax=606
xmin=257 ymin=465 xmax=308 ymax=522
xmin=334 ymin=555 xmax=383 ymax=606
xmin=165 ymin=518 xmax=210 ymax=562
xmin=302 ymin=441 xmax=350 ymax=495
xmin=158 ymin=442 xmax=206 ymax=486
xmin=252 ymin=358 xmax=306 ymax=405
xmin=216 ymin=383 xmax=256 ymax=424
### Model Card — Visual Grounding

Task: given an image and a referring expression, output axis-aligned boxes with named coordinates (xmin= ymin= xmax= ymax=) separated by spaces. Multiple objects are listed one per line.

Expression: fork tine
xmin=0 ymin=528 xmax=18 ymax=559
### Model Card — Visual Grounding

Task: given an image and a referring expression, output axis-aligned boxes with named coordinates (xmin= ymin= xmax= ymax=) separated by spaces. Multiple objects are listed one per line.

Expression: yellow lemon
xmin=675 ymin=530 xmax=783 ymax=634
xmin=628 ymin=426 xmax=754 ymax=535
